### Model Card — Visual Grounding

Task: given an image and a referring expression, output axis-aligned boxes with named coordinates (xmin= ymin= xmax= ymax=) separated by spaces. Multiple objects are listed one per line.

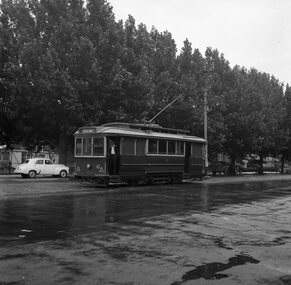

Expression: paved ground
xmin=2 ymin=172 xmax=291 ymax=183
xmin=0 ymin=174 xmax=291 ymax=284
xmin=196 ymin=173 xmax=291 ymax=184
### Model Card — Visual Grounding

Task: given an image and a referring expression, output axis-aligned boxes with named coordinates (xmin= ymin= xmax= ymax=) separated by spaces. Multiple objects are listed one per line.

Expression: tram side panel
xmin=75 ymin=157 xmax=107 ymax=178
xmin=189 ymin=157 xmax=204 ymax=177
xmin=145 ymin=155 xmax=185 ymax=177
xmin=118 ymin=137 xmax=146 ymax=180
xmin=118 ymin=138 xmax=204 ymax=180
xmin=119 ymin=137 xmax=185 ymax=181
xmin=119 ymin=155 xmax=146 ymax=179
xmin=119 ymin=154 xmax=184 ymax=182
xmin=74 ymin=131 xmax=205 ymax=183
xmin=189 ymin=143 xmax=204 ymax=178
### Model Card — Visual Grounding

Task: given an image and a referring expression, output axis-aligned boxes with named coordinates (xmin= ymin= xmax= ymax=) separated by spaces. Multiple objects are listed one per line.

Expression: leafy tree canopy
xmin=0 ymin=0 xmax=289 ymax=166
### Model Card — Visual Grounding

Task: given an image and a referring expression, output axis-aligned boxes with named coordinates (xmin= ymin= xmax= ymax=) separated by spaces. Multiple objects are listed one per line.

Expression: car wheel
xmin=28 ymin=170 xmax=37 ymax=178
xmin=59 ymin=170 xmax=68 ymax=178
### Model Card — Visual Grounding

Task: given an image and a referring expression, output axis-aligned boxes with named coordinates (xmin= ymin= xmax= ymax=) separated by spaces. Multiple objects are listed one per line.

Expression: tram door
xmin=107 ymin=137 xmax=120 ymax=175
xmin=184 ymin=142 xmax=191 ymax=174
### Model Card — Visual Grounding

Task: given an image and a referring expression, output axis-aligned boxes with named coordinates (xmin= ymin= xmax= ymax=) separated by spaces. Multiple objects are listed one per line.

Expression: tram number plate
xmin=96 ymin=164 xmax=104 ymax=173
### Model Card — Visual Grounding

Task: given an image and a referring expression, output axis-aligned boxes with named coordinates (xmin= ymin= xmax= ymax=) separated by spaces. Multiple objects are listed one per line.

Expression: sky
xmin=109 ymin=0 xmax=291 ymax=86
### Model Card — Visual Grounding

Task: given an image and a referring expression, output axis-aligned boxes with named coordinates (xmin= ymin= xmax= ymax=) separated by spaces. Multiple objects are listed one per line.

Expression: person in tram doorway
xmin=109 ymin=139 xmax=117 ymax=175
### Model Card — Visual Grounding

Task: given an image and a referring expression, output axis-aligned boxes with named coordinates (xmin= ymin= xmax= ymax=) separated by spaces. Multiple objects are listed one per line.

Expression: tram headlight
xmin=87 ymin=164 xmax=92 ymax=170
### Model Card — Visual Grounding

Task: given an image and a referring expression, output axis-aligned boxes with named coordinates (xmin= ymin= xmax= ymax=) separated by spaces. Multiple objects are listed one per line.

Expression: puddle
xmin=280 ymin=275 xmax=291 ymax=285
xmin=172 ymin=254 xmax=260 ymax=285
xmin=214 ymin=238 xmax=233 ymax=250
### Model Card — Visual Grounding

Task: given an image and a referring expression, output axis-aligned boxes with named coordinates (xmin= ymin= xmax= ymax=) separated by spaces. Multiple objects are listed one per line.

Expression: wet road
xmin=0 ymin=175 xmax=291 ymax=284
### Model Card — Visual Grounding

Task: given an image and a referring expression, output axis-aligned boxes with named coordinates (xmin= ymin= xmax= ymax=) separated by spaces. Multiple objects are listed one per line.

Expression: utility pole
xmin=204 ymin=87 xmax=209 ymax=175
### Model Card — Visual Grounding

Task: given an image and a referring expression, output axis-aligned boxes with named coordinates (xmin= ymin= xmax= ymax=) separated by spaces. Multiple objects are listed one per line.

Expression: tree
xmin=240 ymin=69 xmax=285 ymax=173
xmin=0 ymin=0 xmax=117 ymax=162
xmin=147 ymin=28 xmax=179 ymax=126
xmin=280 ymin=84 xmax=291 ymax=172
xmin=174 ymin=40 xmax=205 ymax=135
xmin=0 ymin=4 xmax=20 ymax=147
xmin=204 ymin=47 xmax=229 ymax=160
xmin=1 ymin=0 xmax=289 ymax=171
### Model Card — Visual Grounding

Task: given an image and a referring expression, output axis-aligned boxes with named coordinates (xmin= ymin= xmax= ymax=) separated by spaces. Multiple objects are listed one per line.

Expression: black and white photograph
xmin=0 ymin=0 xmax=291 ymax=284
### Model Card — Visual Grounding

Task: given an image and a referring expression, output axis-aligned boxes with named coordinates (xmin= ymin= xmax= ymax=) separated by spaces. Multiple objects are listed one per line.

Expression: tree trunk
xmin=229 ymin=156 xmax=236 ymax=176
xmin=58 ymin=131 xmax=68 ymax=165
xmin=258 ymin=154 xmax=264 ymax=175
xmin=281 ymin=152 xmax=285 ymax=174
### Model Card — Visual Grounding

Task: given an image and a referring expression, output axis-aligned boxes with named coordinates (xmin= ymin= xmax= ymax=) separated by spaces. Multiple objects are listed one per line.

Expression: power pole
xmin=204 ymin=87 xmax=209 ymax=174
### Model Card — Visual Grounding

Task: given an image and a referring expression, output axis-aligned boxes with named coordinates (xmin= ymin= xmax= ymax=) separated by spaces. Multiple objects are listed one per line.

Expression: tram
xmin=74 ymin=122 xmax=206 ymax=185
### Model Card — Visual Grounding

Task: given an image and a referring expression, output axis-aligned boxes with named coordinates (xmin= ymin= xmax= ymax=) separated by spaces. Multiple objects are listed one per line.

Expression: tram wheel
xmin=143 ymin=177 xmax=154 ymax=185
xmin=171 ymin=176 xmax=182 ymax=184
xmin=128 ymin=180 xmax=136 ymax=186
xmin=104 ymin=178 xmax=109 ymax=187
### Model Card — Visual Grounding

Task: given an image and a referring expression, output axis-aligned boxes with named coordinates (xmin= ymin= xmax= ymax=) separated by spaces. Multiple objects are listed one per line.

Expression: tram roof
xmin=75 ymin=122 xmax=206 ymax=143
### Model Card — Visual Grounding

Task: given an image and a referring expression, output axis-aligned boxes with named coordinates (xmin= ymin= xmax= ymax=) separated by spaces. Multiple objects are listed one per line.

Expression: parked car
xmin=241 ymin=159 xmax=280 ymax=173
xmin=241 ymin=159 xmax=259 ymax=172
xmin=14 ymin=158 xmax=69 ymax=178
xmin=262 ymin=162 xmax=280 ymax=172
xmin=210 ymin=161 xmax=242 ymax=176
xmin=282 ymin=163 xmax=291 ymax=174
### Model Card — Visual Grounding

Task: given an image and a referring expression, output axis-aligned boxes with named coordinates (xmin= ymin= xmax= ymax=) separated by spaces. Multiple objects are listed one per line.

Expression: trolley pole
xmin=204 ymin=86 xmax=209 ymax=175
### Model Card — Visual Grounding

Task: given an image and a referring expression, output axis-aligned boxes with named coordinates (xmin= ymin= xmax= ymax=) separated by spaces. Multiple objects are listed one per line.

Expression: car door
xmin=33 ymin=159 xmax=45 ymax=175
xmin=44 ymin=159 xmax=55 ymax=175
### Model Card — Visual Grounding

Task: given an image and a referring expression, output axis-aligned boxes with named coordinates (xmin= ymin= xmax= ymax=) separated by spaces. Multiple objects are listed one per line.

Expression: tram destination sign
xmin=80 ymin=128 xmax=95 ymax=134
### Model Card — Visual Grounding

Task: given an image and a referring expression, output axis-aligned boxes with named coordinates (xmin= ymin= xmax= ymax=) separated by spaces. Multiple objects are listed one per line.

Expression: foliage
xmin=0 ymin=0 xmax=290 ymax=166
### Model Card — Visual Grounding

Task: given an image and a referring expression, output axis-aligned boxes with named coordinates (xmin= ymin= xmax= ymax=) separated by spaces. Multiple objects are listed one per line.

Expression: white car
xmin=14 ymin=158 xmax=69 ymax=178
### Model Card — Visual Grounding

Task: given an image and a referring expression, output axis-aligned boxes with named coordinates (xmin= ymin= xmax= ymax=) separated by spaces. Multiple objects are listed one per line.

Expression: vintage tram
xmin=74 ymin=122 xmax=206 ymax=185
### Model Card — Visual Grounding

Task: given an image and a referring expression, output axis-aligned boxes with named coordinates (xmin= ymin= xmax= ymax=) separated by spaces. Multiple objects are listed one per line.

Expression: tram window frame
xmin=120 ymin=137 xmax=146 ymax=156
xmin=121 ymin=137 xmax=136 ymax=155
xmin=146 ymin=139 xmax=185 ymax=156
xmin=74 ymin=137 xmax=106 ymax=157
xmin=158 ymin=140 xmax=167 ymax=154
xmin=83 ymin=137 xmax=92 ymax=156
xmin=176 ymin=141 xmax=185 ymax=155
xmin=93 ymin=137 xmax=105 ymax=156
xmin=136 ymin=138 xmax=145 ymax=156
xmin=191 ymin=143 xmax=203 ymax=158
xmin=75 ymin=138 xmax=82 ymax=156
xmin=148 ymin=139 xmax=158 ymax=154
xmin=168 ymin=140 xmax=176 ymax=155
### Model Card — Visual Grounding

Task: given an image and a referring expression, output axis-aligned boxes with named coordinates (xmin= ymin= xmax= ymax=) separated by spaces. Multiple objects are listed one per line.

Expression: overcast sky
xmin=109 ymin=0 xmax=291 ymax=86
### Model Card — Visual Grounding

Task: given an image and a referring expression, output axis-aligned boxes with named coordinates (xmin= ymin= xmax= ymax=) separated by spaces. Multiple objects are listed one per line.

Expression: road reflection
xmin=0 ymin=179 xmax=291 ymax=244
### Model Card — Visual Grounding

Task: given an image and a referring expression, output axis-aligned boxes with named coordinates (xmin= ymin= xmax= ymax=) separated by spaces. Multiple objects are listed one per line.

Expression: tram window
xmin=83 ymin=138 xmax=92 ymax=156
xmin=158 ymin=140 xmax=167 ymax=154
xmin=93 ymin=138 xmax=104 ymax=156
xmin=192 ymin=144 xmax=202 ymax=158
xmin=122 ymin=137 xmax=135 ymax=155
xmin=75 ymin=138 xmax=82 ymax=156
xmin=136 ymin=138 xmax=145 ymax=155
xmin=168 ymin=140 xmax=176 ymax=155
xmin=148 ymin=139 xmax=157 ymax=154
xmin=177 ymin=141 xmax=184 ymax=155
